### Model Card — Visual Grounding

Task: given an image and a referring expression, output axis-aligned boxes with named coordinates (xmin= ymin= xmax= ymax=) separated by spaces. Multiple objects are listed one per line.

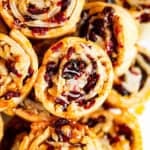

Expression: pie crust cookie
xmin=0 ymin=0 xmax=85 ymax=39
xmin=107 ymin=45 xmax=150 ymax=109
xmin=78 ymin=2 xmax=138 ymax=76
xmin=12 ymin=118 xmax=102 ymax=150
xmin=35 ymin=37 xmax=114 ymax=119
xmin=80 ymin=108 xmax=142 ymax=150
xmin=0 ymin=29 xmax=38 ymax=112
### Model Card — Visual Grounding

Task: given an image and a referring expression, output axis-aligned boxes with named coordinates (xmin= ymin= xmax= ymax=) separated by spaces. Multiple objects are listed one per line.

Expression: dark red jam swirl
xmin=114 ymin=61 xmax=148 ymax=96
xmin=27 ymin=4 xmax=49 ymax=14
xmin=62 ymin=59 xmax=87 ymax=80
xmin=5 ymin=59 xmax=22 ymax=77
xmin=138 ymin=12 xmax=150 ymax=23
xmin=44 ymin=61 xmax=60 ymax=88
xmin=106 ymin=123 xmax=133 ymax=145
xmin=79 ymin=7 xmax=119 ymax=65
xmin=139 ymin=52 xmax=150 ymax=65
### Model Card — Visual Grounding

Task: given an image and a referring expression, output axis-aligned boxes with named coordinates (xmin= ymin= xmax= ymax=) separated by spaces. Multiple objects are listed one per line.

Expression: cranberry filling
xmin=67 ymin=91 xmax=83 ymax=101
xmin=66 ymin=47 xmax=75 ymax=59
xmin=28 ymin=4 xmax=48 ymax=14
xmin=55 ymin=98 xmax=68 ymax=111
xmin=44 ymin=61 xmax=60 ymax=88
xmin=113 ymin=83 xmax=131 ymax=96
xmin=51 ymin=42 xmax=63 ymax=52
xmin=61 ymin=0 xmax=71 ymax=11
xmin=47 ymin=145 xmax=54 ymax=150
xmin=138 ymin=13 xmax=150 ymax=23
xmin=62 ymin=59 xmax=86 ymax=80
xmin=46 ymin=61 xmax=59 ymax=76
xmin=87 ymin=115 xmax=106 ymax=128
xmin=54 ymin=118 xmax=70 ymax=128
xmin=79 ymin=10 xmax=90 ymax=38
xmin=5 ymin=59 xmax=22 ymax=77
xmin=51 ymin=12 xmax=67 ymax=23
xmin=117 ymin=124 xmax=133 ymax=144
xmin=53 ymin=118 xmax=70 ymax=142
xmin=91 ymin=19 xmax=105 ymax=38
xmin=106 ymin=133 xmax=120 ymax=144
xmin=44 ymin=73 xmax=53 ymax=88
xmin=122 ymin=1 xmax=131 ymax=9
xmin=83 ymin=73 xmax=99 ymax=94
xmin=4 ymin=91 xmax=20 ymax=100
xmin=84 ymin=99 xmax=96 ymax=109
xmin=87 ymin=118 xmax=99 ymax=128
xmin=140 ymin=53 xmax=150 ymax=64
xmin=23 ymin=67 xmax=34 ymax=84
xmin=31 ymin=27 xmax=49 ymax=35
xmin=80 ymin=7 xmax=119 ymax=65
xmin=77 ymin=95 xmax=97 ymax=109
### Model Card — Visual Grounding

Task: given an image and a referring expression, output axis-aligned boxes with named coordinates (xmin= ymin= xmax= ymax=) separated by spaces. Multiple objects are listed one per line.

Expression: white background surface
xmin=139 ymin=101 xmax=150 ymax=150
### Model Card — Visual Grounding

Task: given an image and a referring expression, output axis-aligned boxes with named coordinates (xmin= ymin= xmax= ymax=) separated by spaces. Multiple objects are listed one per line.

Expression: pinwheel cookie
xmin=35 ymin=37 xmax=114 ymax=119
xmin=12 ymin=118 xmax=102 ymax=150
xmin=115 ymin=0 xmax=150 ymax=23
xmin=107 ymin=45 xmax=150 ymax=109
xmin=80 ymin=108 xmax=142 ymax=150
xmin=78 ymin=2 xmax=137 ymax=76
xmin=0 ymin=29 xmax=38 ymax=112
xmin=0 ymin=114 xmax=4 ymax=141
xmin=0 ymin=0 xmax=85 ymax=39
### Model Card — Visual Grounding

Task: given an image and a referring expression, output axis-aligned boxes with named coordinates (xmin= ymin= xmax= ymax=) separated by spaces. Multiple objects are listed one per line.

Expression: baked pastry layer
xmin=78 ymin=2 xmax=138 ymax=76
xmin=0 ymin=0 xmax=85 ymax=39
xmin=0 ymin=114 xmax=4 ymax=142
xmin=35 ymin=37 xmax=114 ymax=119
xmin=12 ymin=118 xmax=102 ymax=150
xmin=107 ymin=45 xmax=150 ymax=109
xmin=80 ymin=108 xmax=142 ymax=150
xmin=0 ymin=29 xmax=38 ymax=112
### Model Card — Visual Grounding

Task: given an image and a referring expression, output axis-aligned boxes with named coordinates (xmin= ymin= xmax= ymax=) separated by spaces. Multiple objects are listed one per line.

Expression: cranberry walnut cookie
xmin=11 ymin=118 xmax=102 ymax=150
xmin=34 ymin=37 xmax=114 ymax=119
xmin=0 ymin=0 xmax=85 ymax=39
xmin=78 ymin=2 xmax=137 ymax=76
xmin=107 ymin=46 xmax=150 ymax=109
xmin=0 ymin=29 xmax=38 ymax=112
xmin=80 ymin=108 xmax=142 ymax=150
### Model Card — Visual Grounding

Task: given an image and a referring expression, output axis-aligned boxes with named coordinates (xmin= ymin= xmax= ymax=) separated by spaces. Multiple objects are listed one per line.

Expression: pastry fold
xmin=12 ymin=118 xmax=102 ymax=150
xmin=0 ymin=29 xmax=38 ymax=112
xmin=35 ymin=37 xmax=114 ymax=119
xmin=14 ymin=89 xmax=51 ymax=122
xmin=80 ymin=108 xmax=142 ymax=150
xmin=0 ymin=0 xmax=85 ymax=39
xmin=78 ymin=2 xmax=137 ymax=76
xmin=0 ymin=114 xmax=4 ymax=141
xmin=107 ymin=46 xmax=150 ymax=109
